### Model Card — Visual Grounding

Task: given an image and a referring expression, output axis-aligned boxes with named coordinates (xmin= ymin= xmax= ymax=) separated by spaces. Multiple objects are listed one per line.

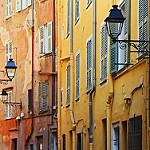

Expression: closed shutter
xmin=76 ymin=53 xmax=80 ymax=99
xmin=67 ymin=0 xmax=70 ymax=34
xmin=66 ymin=63 xmax=70 ymax=105
xmin=39 ymin=81 xmax=48 ymax=113
xmin=9 ymin=41 xmax=13 ymax=59
xmin=8 ymin=91 xmax=12 ymax=118
xmin=47 ymin=22 xmax=52 ymax=53
xmin=16 ymin=0 xmax=21 ymax=12
xmin=110 ymin=24 xmax=118 ymax=74
xmin=100 ymin=25 xmax=108 ymax=82
xmin=40 ymin=26 xmax=44 ymax=54
xmin=28 ymin=0 xmax=31 ymax=6
xmin=86 ymin=40 xmax=92 ymax=91
xmin=22 ymin=0 xmax=27 ymax=10
xmin=61 ymin=88 xmax=63 ymax=106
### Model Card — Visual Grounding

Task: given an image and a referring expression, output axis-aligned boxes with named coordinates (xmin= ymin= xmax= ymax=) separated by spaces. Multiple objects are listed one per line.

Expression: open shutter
xmin=110 ymin=24 xmax=118 ymax=74
xmin=100 ymin=25 xmax=108 ymax=82
xmin=6 ymin=0 xmax=9 ymax=17
xmin=67 ymin=0 xmax=70 ymax=34
xmin=39 ymin=82 xmax=42 ymax=112
xmin=40 ymin=26 xmax=44 ymax=54
xmin=66 ymin=64 xmax=70 ymax=105
xmin=9 ymin=0 xmax=12 ymax=16
xmin=124 ymin=0 xmax=130 ymax=63
xmin=6 ymin=43 xmax=9 ymax=64
xmin=76 ymin=53 xmax=80 ymax=99
xmin=16 ymin=0 xmax=21 ymax=12
xmin=42 ymin=80 xmax=48 ymax=112
xmin=86 ymin=40 xmax=92 ymax=91
xmin=47 ymin=22 xmax=52 ymax=53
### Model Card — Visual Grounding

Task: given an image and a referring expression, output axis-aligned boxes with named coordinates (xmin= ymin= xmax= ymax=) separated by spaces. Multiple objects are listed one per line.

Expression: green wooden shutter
xmin=67 ymin=0 xmax=70 ymax=34
xmin=100 ymin=25 xmax=108 ymax=82
xmin=110 ymin=24 xmax=118 ymax=74
xmin=66 ymin=63 xmax=70 ymax=105
xmin=76 ymin=53 xmax=80 ymax=99
xmin=40 ymin=26 xmax=44 ymax=54
xmin=47 ymin=22 xmax=52 ymax=53
xmin=86 ymin=40 xmax=92 ymax=91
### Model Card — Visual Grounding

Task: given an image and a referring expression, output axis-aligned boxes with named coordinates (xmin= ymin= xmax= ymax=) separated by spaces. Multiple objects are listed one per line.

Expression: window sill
xmin=6 ymin=15 xmax=12 ymax=20
xmin=75 ymin=17 xmax=80 ymax=26
xmin=100 ymin=79 xmax=107 ymax=86
xmin=66 ymin=33 xmax=70 ymax=39
xmin=66 ymin=104 xmax=70 ymax=108
xmin=39 ymin=0 xmax=48 ymax=2
xmin=40 ymin=52 xmax=53 ymax=58
xmin=75 ymin=97 xmax=80 ymax=102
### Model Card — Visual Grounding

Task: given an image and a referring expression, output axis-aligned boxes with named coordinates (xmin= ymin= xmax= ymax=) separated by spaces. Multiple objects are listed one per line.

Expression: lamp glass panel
xmin=6 ymin=68 xmax=16 ymax=79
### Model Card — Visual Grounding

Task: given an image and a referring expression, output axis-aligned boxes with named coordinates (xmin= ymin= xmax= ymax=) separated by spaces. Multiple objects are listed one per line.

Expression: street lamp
xmin=104 ymin=5 xmax=125 ymax=40
xmin=5 ymin=58 xmax=17 ymax=81
xmin=0 ymin=89 xmax=8 ymax=103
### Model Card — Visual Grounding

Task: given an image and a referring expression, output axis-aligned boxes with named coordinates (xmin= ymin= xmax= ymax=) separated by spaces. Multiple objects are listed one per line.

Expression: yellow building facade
xmin=58 ymin=0 xmax=149 ymax=149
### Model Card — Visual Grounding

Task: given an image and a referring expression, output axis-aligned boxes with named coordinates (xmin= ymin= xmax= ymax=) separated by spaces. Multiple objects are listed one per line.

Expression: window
xmin=86 ymin=37 xmax=92 ymax=92
xmin=16 ymin=0 xmax=31 ymax=12
xmin=6 ymin=41 xmax=13 ymax=64
xmin=5 ymin=91 xmax=12 ymax=119
xmin=62 ymin=134 xmax=66 ymax=150
xmin=110 ymin=0 xmax=129 ymax=73
xmin=138 ymin=0 xmax=148 ymax=56
xmin=66 ymin=62 xmax=70 ymax=106
xmin=77 ymin=133 xmax=81 ymax=150
xmin=6 ymin=0 xmax=12 ymax=18
xmin=128 ymin=116 xmax=142 ymax=150
xmin=75 ymin=0 xmax=80 ymax=23
xmin=67 ymin=0 xmax=70 ymax=35
xmin=100 ymin=24 xmax=108 ymax=83
xmin=76 ymin=51 xmax=80 ymax=100
xmin=61 ymin=88 xmax=63 ymax=106
xmin=40 ymin=22 xmax=52 ymax=54
xmin=12 ymin=138 xmax=17 ymax=150
xmin=112 ymin=122 xmax=120 ymax=150
xmin=28 ymin=89 xmax=32 ymax=112
xmin=39 ymin=80 xmax=49 ymax=113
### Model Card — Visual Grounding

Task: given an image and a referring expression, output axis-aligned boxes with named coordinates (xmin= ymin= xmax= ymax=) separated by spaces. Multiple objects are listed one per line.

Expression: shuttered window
xmin=39 ymin=80 xmax=49 ymax=113
xmin=86 ymin=39 xmax=92 ymax=92
xmin=75 ymin=0 xmax=80 ymax=22
xmin=66 ymin=62 xmax=70 ymax=106
xmin=6 ymin=0 xmax=12 ymax=18
xmin=100 ymin=24 xmax=108 ymax=83
xmin=16 ymin=0 xmax=31 ymax=12
xmin=28 ymin=89 xmax=32 ymax=112
xmin=61 ymin=88 xmax=63 ymax=106
xmin=40 ymin=22 xmax=53 ymax=54
xmin=5 ymin=91 xmax=12 ymax=119
xmin=6 ymin=41 xmax=13 ymax=64
xmin=67 ymin=0 xmax=70 ymax=35
xmin=76 ymin=52 xmax=80 ymax=100
xmin=138 ymin=0 xmax=148 ymax=55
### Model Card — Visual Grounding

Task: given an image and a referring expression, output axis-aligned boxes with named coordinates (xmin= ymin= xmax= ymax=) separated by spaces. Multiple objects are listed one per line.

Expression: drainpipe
xmin=52 ymin=0 xmax=56 ymax=124
xmin=70 ymin=0 xmax=76 ymax=149
xmin=25 ymin=0 xmax=34 ymax=149
xmin=89 ymin=0 xmax=96 ymax=149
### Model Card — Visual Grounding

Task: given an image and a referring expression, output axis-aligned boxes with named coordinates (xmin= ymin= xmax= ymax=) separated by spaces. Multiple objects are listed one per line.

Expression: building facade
xmin=58 ymin=0 xmax=149 ymax=150
xmin=0 ymin=0 xmax=58 ymax=149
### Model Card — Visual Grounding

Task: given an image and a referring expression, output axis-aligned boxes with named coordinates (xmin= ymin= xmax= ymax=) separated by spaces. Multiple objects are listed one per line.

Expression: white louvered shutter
xmin=9 ymin=0 xmax=12 ymax=17
xmin=67 ymin=0 xmax=70 ymax=34
xmin=86 ymin=40 xmax=92 ymax=91
xmin=16 ymin=0 xmax=21 ymax=12
xmin=6 ymin=43 xmax=9 ymax=64
xmin=22 ymin=0 xmax=28 ymax=10
xmin=28 ymin=0 xmax=31 ymax=6
xmin=66 ymin=64 xmax=70 ymax=105
xmin=76 ymin=53 xmax=80 ymax=99
xmin=40 ymin=26 xmax=44 ymax=54
xmin=100 ymin=25 xmax=108 ymax=82
xmin=9 ymin=41 xmax=13 ymax=59
xmin=6 ymin=0 xmax=9 ymax=17
xmin=47 ymin=22 xmax=52 ymax=53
